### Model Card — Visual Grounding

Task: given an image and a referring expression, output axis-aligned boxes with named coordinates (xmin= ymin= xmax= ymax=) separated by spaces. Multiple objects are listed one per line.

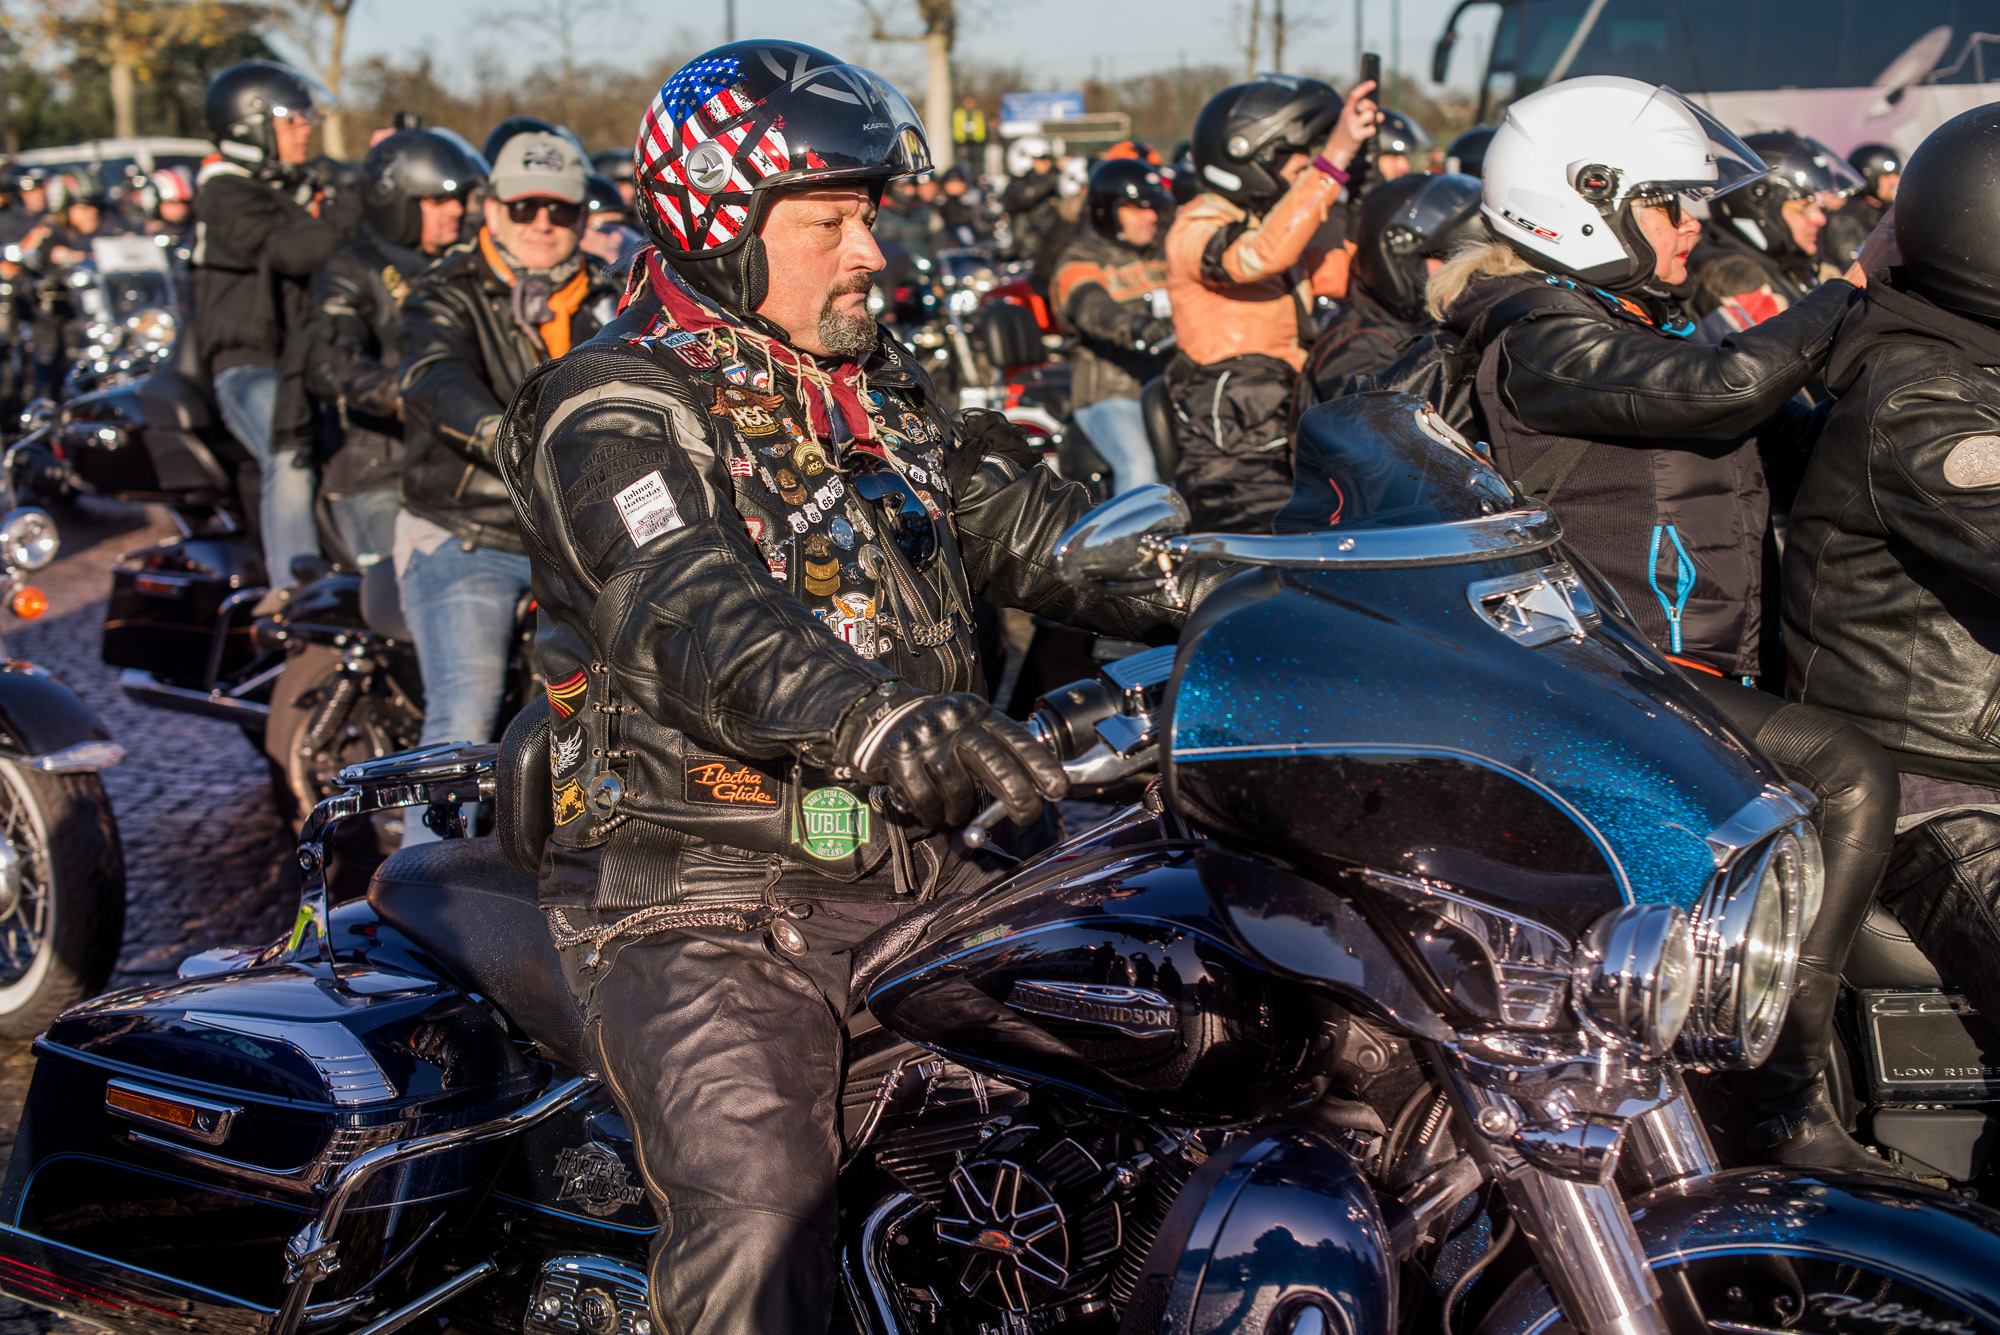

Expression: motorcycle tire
xmin=0 ymin=761 xmax=124 ymax=1039
xmin=265 ymin=642 xmax=421 ymax=830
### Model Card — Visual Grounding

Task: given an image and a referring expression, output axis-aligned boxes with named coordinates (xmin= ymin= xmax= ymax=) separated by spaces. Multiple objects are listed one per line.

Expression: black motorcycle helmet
xmin=204 ymin=61 xmax=329 ymax=167
xmin=1085 ymin=158 xmax=1173 ymax=248
xmin=482 ymin=116 xmax=588 ymax=168
xmin=1190 ymin=75 xmax=1341 ymax=211
xmin=1895 ymin=105 xmax=2000 ymax=325
xmin=1167 ymin=141 xmax=1200 ymax=205
xmin=1351 ymin=172 xmax=1483 ymax=322
xmin=584 ymin=172 xmax=626 ymax=219
xmin=592 ymin=149 xmax=634 ymax=185
xmin=1445 ymin=126 xmax=1493 ymax=177
xmin=1709 ymin=131 xmax=1862 ymax=259
xmin=1848 ymin=142 xmax=1901 ymax=200
xmin=632 ymin=40 xmax=931 ymax=322
xmin=360 ymin=128 xmax=484 ymax=249
xmin=1375 ymin=110 xmax=1432 ymax=163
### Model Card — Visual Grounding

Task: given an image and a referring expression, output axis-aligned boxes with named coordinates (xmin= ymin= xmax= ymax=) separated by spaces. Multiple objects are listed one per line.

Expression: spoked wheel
xmin=0 ymin=761 xmax=124 ymax=1038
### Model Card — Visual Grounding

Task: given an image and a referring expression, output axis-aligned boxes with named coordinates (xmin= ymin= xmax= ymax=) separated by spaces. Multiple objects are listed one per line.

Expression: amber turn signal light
xmin=11 ymin=587 xmax=47 ymax=620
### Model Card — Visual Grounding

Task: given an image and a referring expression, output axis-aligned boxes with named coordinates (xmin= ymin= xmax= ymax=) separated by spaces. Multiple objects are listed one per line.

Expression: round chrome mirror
xmin=1053 ymin=484 xmax=1190 ymax=590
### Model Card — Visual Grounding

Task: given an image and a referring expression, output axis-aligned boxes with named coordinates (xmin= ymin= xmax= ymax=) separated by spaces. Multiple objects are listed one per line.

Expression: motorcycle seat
xmin=367 ymin=837 xmax=594 ymax=1074
xmin=1842 ymin=901 xmax=1944 ymax=990
xmin=359 ymin=560 xmax=411 ymax=642
xmin=1140 ymin=374 xmax=1180 ymax=478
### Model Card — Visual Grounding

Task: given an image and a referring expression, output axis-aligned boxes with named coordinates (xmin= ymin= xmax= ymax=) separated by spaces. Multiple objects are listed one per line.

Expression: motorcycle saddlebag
xmin=0 ymin=963 xmax=539 ymax=1323
xmin=102 ymin=535 xmax=264 ymax=687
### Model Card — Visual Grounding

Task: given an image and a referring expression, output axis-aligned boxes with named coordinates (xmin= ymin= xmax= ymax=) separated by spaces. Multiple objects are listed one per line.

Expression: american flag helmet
xmin=634 ymin=41 xmax=933 ymax=261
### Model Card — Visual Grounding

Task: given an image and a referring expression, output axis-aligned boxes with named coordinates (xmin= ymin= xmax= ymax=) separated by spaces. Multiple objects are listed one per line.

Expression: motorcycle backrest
xmin=1141 ymin=374 xmax=1179 ymax=477
xmin=980 ymin=300 xmax=1048 ymax=369
xmin=498 ymin=697 xmax=553 ymax=874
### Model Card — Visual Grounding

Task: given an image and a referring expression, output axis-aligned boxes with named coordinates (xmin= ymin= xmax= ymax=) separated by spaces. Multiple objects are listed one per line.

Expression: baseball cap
xmin=488 ymin=131 xmax=586 ymax=204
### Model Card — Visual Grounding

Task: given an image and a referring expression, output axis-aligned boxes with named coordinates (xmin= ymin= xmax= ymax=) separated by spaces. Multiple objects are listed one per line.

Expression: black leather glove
xmin=950 ymin=407 xmax=1043 ymax=493
xmin=838 ymin=686 xmax=1068 ymax=829
xmin=1130 ymin=316 xmax=1176 ymax=354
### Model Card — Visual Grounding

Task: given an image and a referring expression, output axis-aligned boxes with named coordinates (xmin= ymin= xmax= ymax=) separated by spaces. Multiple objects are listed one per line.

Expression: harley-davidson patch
xmin=712 ymin=384 xmax=784 ymax=437
xmin=684 ymin=756 xmax=780 ymax=806
xmin=554 ymin=1141 xmax=646 ymax=1217
xmin=553 ymin=778 xmax=587 ymax=825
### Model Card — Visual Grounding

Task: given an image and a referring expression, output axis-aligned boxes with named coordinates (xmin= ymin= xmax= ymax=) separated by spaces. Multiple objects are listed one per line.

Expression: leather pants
xmin=553 ymin=862 xmax=997 ymax=1335
xmin=1879 ymin=809 xmax=2000 ymax=1023
xmin=1688 ymin=676 xmax=1898 ymax=1123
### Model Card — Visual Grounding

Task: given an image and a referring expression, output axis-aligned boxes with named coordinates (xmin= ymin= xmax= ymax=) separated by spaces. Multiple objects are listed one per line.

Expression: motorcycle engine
xmin=864 ymin=1115 xmax=1204 ymax=1333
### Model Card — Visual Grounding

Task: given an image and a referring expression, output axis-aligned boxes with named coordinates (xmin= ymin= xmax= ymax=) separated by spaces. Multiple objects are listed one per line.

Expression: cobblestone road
xmin=0 ymin=498 xmax=297 ymax=1335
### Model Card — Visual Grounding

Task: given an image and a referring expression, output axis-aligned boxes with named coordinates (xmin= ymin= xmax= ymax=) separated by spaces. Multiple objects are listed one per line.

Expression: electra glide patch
xmin=684 ymin=756 xmax=780 ymax=806
xmin=795 ymin=787 xmax=870 ymax=861
xmin=546 ymin=671 xmax=588 ymax=719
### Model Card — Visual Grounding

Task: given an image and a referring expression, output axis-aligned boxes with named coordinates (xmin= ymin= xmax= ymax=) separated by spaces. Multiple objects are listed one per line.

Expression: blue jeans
xmin=327 ymin=488 xmax=401 ymax=564
xmin=213 ymin=364 xmax=320 ymax=585
xmin=1072 ymin=396 xmax=1159 ymax=496
xmin=396 ymin=534 xmax=532 ymax=846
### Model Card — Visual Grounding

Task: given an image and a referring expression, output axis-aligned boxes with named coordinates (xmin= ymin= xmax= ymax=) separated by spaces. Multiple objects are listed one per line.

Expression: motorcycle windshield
xmin=1274 ymin=393 xmax=1518 ymax=534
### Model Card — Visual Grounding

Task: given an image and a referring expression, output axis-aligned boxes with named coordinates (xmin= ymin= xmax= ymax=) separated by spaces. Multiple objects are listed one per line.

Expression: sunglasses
xmin=503 ymin=197 xmax=583 ymax=228
xmin=1637 ymin=194 xmax=1686 ymax=225
xmin=846 ymin=458 xmax=937 ymax=570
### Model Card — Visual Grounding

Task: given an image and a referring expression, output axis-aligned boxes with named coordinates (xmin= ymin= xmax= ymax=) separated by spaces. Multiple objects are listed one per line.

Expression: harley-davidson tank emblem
xmin=1006 ymin=981 xmax=1177 ymax=1038
xmin=555 ymin=1141 xmax=646 ymax=1217
xmin=1809 ymin=1295 xmax=1977 ymax=1335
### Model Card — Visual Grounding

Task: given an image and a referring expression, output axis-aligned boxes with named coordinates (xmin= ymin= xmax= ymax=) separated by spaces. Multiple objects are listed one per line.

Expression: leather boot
xmin=1739 ymin=962 xmax=1915 ymax=1176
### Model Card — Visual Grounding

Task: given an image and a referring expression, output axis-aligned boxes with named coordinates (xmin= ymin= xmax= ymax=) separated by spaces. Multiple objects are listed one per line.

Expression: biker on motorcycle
xmin=1294 ymin=170 xmax=1481 ymax=427
xmin=21 ymin=174 xmax=127 ymax=400
xmin=288 ymin=128 xmax=483 ymax=566
xmin=1052 ymin=158 xmax=1175 ymax=494
xmin=1371 ymin=108 xmax=1432 ymax=182
xmin=192 ymin=60 xmax=356 ymax=590
xmin=1688 ymin=131 xmax=1863 ymax=334
xmin=144 ymin=166 xmax=196 ymax=248
xmin=1783 ymin=106 xmax=2000 ymax=1047
xmin=1164 ymin=73 xmax=1378 ymax=531
xmin=1000 ymin=134 xmax=1059 ymax=261
xmin=394 ymin=124 xmax=615 ymax=843
xmin=1414 ymin=75 xmax=1903 ymax=1173
xmin=496 ymin=40 xmax=1223 ymax=1335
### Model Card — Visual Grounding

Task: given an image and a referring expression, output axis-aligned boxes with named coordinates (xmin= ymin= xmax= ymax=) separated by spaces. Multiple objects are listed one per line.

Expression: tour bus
xmin=1431 ymin=0 xmax=2000 ymax=156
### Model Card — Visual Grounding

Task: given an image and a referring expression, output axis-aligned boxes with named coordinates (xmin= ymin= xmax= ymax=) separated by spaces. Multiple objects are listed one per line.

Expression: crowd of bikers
xmin=5 ymin=45 xmax=2000 ymax=1329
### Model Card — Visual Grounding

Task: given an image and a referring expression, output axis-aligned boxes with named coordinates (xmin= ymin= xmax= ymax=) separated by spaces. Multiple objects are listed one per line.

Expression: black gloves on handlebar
xmin=1129 ymin=316 xmax=1175 ymax=354
xmin=950 ymin=408 xmax=1042 ymax=493
xmin=837 ymin=684 xmax=1069 ymax=830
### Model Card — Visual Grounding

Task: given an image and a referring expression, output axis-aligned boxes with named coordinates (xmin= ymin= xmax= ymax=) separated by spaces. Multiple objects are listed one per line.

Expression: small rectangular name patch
xmin=614 ymin=470 xmax=683 ymax=546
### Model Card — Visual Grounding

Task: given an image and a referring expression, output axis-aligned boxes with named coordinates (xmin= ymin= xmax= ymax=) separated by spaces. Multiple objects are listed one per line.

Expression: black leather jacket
xmin=190 ymin=165 xmax=352 ymax=375
xmin=501 ymin=286 xmax=1205 ymax=911
xmin=1455 ymin=272 xmax=1851 ymax=676
xmin=299 ymin=227 xmax=431 ymax=497
xmin=397 ymin=235 xmax=614 ymax=551
xmin=1293 ymin=284 xmax=1423 ymax=431
xmin=1051 ymin=227 xmax=1169 ymax=408
xmin=1784 ymin=273 xmax=2000 ymax=785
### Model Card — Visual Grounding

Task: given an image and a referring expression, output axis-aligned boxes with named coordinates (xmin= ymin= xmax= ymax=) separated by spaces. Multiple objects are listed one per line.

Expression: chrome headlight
xmin=1574 ymin=903 xmax=1697 ymax=1055
xmin=1678 ymin=827 xmax=1808 ymax=1069
xmin=0 ymin=508 xmax=58 ymax=571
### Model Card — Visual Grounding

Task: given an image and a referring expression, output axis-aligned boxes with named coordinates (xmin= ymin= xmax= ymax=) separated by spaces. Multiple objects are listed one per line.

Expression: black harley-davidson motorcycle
xmin=0 ymin=504 xmax=126 ymax=1037
xmin=1 ymin=395 xmax=1995 ymax=1335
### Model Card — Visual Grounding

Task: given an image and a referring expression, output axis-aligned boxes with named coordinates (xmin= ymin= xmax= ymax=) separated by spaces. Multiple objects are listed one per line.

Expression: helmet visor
xmin=1634 ymin=86 xmax=1767 ymax=203
xmin=809 ymin=66 xmax=934 ymax=179
xmin=1394 ymin=173 xmax=1481 ymax=248
xmin=272 ymin=70 xmax=337 ymax=125
xmin=1774 ymin=137 xmax=1868 ymax=199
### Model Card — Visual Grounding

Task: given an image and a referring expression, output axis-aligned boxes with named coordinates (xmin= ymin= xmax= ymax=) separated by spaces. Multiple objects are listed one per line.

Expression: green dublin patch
xmin=796 ymin=786 xmax=870 ymax=861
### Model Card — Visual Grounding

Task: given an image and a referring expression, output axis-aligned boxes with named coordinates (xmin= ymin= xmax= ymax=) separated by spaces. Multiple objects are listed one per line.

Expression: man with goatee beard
xmin=496 ymin=41 xmax=1229 ymax=1335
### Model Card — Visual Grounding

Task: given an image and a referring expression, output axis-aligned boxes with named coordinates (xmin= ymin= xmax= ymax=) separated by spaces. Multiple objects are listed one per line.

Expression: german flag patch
xmin=546 ymin=671 xmax=588 ymax=719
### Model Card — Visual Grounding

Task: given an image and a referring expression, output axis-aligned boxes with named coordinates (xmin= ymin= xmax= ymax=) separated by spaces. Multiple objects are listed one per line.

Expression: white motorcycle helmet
xmin=1481 ymin=77 xmax=1767 ymax=291
xmin=1007 ymin=135 xmax=1054 ymax=178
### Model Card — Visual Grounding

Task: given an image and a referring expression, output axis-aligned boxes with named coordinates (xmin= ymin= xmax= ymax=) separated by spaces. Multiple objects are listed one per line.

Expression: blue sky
xmin=324 ymin=0 xmax=1499 ymax=97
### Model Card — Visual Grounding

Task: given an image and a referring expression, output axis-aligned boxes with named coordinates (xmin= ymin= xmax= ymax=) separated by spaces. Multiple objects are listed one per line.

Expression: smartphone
xmin=1360 ymin=52 xmax=1381 ymax=94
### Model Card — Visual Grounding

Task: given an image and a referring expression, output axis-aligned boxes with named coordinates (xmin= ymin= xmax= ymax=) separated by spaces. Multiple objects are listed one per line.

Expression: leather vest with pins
xmin=500 ymin=290 xmax=987 ymax=909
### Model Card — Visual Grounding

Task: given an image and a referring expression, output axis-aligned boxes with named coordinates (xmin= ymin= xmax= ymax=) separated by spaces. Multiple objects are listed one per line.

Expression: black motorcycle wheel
xmin=1477 ymin=1246 xmax=1995 ymax=1335
xmin=0 ymin=762 xmax=124 ymax=1039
